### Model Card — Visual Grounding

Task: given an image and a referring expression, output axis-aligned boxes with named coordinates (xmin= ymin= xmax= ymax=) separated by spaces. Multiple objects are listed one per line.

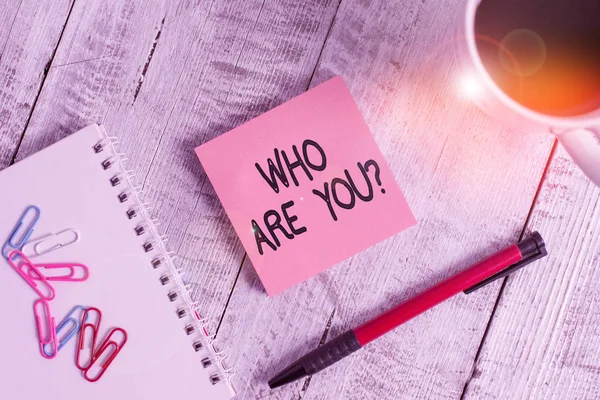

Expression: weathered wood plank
xmin=7 ymin=0 xmax=340 ymax=372
xmin=0 ymin=0 xmax=74 ymax=167
xmin=462 ymin=146 xmax=600 ymax=400
xmin=217 ymin=0 xmax=558 ymax=398
xmin=3 ymin=0 xmax=595 ymax=399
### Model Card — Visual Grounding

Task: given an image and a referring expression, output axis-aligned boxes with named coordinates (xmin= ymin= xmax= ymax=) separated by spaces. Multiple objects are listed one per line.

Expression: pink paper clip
xmin=29 ymin=263 xmax=90 ymax=282
xmin=34 ymin=299 xmax=58 ymax=360
xmin=84 ymin=327 xmax=128 ymax=383
xmin=76 ymin=307 xmax=102 ymax=371
xmin=7 ymin=250 xmax=55 ymax=300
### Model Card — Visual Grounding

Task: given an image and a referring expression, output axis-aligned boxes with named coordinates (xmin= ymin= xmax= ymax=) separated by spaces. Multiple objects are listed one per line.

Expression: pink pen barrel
xmin=268 ymin=234 xmax=546 ymax=389
xmin=353 ymin=244 xmax=523 ymax=345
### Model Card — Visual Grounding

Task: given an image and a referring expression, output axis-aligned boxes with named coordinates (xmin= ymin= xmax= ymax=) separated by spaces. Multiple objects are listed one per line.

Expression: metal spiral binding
xmin=92 ymin=126 xmax=233 ymax=389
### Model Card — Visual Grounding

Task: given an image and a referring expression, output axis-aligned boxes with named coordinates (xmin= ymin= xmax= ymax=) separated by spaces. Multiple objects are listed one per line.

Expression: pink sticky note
xmin=196 ymin=76 xmax=416 ymax=295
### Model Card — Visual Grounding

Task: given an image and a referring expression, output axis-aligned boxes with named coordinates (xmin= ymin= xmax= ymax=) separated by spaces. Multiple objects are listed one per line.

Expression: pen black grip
xmin=302 ymin=330 xmax=361 ymax=375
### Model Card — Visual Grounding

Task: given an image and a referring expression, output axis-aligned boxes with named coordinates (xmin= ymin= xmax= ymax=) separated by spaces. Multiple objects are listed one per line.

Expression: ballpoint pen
xmin=269 ymin=232 xmax=547 ymax=388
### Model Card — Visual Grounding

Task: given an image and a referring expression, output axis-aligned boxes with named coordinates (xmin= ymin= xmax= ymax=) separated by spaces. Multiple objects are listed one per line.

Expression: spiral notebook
xmin=0 ymin=125 xmax=236 ymax=399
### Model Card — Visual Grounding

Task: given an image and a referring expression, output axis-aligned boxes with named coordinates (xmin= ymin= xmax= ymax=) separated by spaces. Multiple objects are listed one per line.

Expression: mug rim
xmin=464 ymin=0 xmax=600 ymax=128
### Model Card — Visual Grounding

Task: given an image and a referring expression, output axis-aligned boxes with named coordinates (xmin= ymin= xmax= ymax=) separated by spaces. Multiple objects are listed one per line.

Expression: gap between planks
xmin=210 ymin=1 xmax=345 ymax=396
xmin=298 ymin=307 xmax=338 ymax=400
xmin=7 ymin=0 xmax=77 ymax=166
xmin=133 ymin=17 xmax=165 ymax=103
xmin=304 ymin=0 xmax=343 ymax=91
xmin=210 ymin=0 xmax=342 ymax=390
xmin=215 ymin=253 xmax=247 ymax=337
xmin=459 ymin=138 xmax=560 ymax=400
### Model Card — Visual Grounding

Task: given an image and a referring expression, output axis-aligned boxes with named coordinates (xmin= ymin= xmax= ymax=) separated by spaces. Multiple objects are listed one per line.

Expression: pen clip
xmin=464 ymin=232 xmax=547 ymax=294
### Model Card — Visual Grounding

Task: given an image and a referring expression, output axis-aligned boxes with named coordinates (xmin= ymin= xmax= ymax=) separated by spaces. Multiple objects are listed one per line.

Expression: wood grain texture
xmin=462 ymin=146 xmax=600 ymax=400
xmin=9 ymin=0 xmax=339 ymax=341
xmin=0 ymin=0 xmax=74 ymax=167
xmin=217 ymin=0 xmax=558 ymax=399
xmin=1 ymin=0 xmax=598 ymax=399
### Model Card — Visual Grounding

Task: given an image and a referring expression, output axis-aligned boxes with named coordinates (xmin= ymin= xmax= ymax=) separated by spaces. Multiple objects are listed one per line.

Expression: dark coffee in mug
xmin=475 ymin=0 xmax=600 ymax=117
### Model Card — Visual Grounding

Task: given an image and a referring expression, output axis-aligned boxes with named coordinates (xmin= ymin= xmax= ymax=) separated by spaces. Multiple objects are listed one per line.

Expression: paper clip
xmin=76 ymin=307 xmax=102 ymax=371
xmin=7 ymin=251 xmax=55 ymax=301
xmin=2 ymin=205 xmax=41 ymax=259
xmin=21 ymin=229 xmax=79 ymax=257
xmin=34 ymin=299 xmax=58 ymax=360
xmin=43 ymin=306 xmax=88 ymax=357
xmin=29 ymin=263 xmax=90 ymax=282
xmin=84 ymin=328 xmax=128 ymax=383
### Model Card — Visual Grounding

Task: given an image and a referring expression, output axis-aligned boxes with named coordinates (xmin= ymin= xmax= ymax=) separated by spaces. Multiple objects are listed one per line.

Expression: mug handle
xmin=555 ymin=128 xmax=600 ymax=187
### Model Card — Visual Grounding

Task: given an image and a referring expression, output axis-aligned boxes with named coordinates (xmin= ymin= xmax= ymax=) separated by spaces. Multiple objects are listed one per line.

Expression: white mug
xmin=458 ymin=0 xmax=600 ymax=186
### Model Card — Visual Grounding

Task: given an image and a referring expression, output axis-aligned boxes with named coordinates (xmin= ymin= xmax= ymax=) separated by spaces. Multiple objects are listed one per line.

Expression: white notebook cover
xmin=0 ymin=125 xmax=235 ymax=399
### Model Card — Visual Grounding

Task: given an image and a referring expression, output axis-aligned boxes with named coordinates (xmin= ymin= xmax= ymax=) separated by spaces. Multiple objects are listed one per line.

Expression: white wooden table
xmin=1 ymin=1 xmax=599 ymax=399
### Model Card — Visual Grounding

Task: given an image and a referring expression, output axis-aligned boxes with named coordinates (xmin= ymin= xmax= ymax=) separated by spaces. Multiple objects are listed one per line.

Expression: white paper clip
xmin=22 ymin=229 xmax=80 ymax=257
